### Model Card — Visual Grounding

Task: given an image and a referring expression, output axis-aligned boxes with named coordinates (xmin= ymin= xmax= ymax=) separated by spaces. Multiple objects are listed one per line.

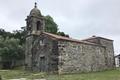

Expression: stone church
xmin=25 ymin=3 xmax=115 ymax=74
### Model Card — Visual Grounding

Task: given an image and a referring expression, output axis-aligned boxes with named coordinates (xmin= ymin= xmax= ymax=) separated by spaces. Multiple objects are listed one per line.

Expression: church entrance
xmin=39 ymin=56 xmax=46 ymax=72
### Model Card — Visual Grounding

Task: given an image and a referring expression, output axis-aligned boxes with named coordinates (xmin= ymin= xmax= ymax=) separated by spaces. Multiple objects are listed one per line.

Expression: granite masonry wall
xmin=25 ymin=34 xmax=114 ymax=74
xmin=25 ymin=34 xmax=59 ymax=72
xmin=99 ymin=38 xmax=115 ymax=69
xmin=83 ymin=37 xmax=115 ymax=69
xmin=57 ymin=40 xmax=110 ymax=74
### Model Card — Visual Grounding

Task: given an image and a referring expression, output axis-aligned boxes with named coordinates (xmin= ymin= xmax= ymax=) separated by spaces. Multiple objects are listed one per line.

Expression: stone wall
xmin=25 ymin=34 xmax=59 ymax=72
xmin=25 ymin=33 xmax=114 ymax=74
xmin=82 ymin=37 xmax=115 ymax=69
xmin=25 ymin=35 xmax=33 ymax=70
xmin=99 ymin=38 xmax=115 ymax=69
xmin=58 ymin=40 xmax=108 ymax=74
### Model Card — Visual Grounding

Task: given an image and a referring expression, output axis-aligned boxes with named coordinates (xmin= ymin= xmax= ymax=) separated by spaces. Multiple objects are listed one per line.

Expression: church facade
xmin=25 ymin=3 xmax=115 ymax=74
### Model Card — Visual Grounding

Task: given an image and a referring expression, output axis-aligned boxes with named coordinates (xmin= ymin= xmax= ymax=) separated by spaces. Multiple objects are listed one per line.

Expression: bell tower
xmin=25 ymin=3 xmax=45 ymax=71
xmin=26 ymin=2 xmax=45 ymax=35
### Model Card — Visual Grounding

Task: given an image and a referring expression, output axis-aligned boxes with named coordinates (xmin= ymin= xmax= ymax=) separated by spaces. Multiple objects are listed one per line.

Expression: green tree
xmin=0 ymin=28 xmax=13 ymax=38
xmin=57 ymin=31 xmax=69 ymax=37
xmin=0 ymin=28 xmax=26 ymax=45
xmin=13 ymin=27 xmax=26 ymax=45
xmin=45 ymin=15 xmax=58 ymax=34
xmin=44 ymin=15 xmax=69 ymax=37
xmin=0 ymin=36 xmax=24 ymax=69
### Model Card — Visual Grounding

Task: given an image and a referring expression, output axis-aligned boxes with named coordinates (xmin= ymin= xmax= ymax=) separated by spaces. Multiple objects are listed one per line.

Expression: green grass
xmin=0 ymin=70 xmax=46 ymax=80
xmin=0 ymin=68 xmax=120 ymax=80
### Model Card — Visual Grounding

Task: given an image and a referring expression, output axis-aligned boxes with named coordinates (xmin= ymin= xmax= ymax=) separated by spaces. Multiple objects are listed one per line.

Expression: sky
xmin=0 ymin=0 xmax=120 ymax=55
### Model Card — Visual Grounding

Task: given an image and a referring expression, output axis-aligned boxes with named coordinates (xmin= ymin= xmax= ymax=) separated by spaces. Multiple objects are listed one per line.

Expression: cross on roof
xmin=35 ymin=2 xmax=37 ymax=8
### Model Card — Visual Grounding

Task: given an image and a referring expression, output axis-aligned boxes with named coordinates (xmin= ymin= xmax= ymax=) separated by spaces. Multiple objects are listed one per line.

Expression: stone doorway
xmin=39 ymin=56 xmax=46 ymax=72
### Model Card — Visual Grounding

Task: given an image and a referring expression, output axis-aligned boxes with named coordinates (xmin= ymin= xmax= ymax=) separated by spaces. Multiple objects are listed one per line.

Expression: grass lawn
xmin=0 ymin=68 xmax=120 ymax=80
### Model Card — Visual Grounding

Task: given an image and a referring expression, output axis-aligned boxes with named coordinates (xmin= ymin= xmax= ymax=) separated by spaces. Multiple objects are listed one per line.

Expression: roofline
xmin=43 ymin=32 xmax=105 ymax=47
xmin=97 ymin=37 xmax=113 ymax=41
xmin=26 ymin=32 xmax=106 ymax=47
xmin=81 ymin=36 xmax=113 ymax=41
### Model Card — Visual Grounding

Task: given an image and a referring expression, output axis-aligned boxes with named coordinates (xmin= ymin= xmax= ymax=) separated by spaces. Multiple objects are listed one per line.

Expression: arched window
xmin=36 ymin=21 xmax=41 ymax=30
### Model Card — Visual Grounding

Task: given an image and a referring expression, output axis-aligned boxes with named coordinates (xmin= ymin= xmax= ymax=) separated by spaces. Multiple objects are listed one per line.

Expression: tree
xmin=0 ymin=36 xmax=24 ymax=69
xmin=45 ymin=15 xmax=58 ymax=34
xmin=13 ymin=27 xmax=26 ymax=45
xmin=0 ymin=28 xmax=26 ymax=45
xmin=57 ymin=31 xmax=69 ymax=37
xmin=44 ymin=15 xmax=69 ymax=37
xmin=0 ymin=28 xmax=13 ymax=38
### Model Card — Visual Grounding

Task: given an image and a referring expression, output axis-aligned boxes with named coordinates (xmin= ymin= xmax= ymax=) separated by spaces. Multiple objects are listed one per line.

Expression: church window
xmin=36 ymin=21 xmax=41 ymax=30
xmin=39 ymin=40 xmax=44 ymax=46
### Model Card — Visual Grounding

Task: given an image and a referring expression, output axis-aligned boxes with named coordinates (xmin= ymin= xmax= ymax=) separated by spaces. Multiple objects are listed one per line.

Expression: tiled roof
xmin=43 ymin=32 xmax=103 ymax=46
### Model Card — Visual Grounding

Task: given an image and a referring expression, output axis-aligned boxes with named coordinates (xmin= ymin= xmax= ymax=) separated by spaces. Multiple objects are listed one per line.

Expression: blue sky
xmin=0 ymin=0 xmax=120 ymax=54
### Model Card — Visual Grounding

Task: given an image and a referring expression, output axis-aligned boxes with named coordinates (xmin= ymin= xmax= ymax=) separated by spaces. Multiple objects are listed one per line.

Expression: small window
xmin=39 ymin=40 xmax=44 ymax=46
xmin=36 ymin=21 xmax=41 ymax=30
xmin=40 ymin=56 xmax=45 ymax=59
